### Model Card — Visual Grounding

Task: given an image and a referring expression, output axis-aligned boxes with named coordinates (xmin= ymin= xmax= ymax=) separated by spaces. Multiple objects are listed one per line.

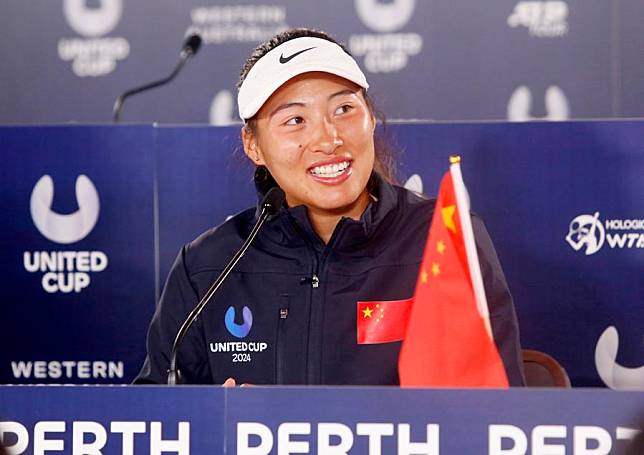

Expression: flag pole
xmin=448 ymin=156 xmax=493 ymax=338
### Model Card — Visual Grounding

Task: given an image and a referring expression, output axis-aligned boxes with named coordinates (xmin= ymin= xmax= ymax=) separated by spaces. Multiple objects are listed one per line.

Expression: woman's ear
xmin=241 ymin=125 xmax=265 ymax=165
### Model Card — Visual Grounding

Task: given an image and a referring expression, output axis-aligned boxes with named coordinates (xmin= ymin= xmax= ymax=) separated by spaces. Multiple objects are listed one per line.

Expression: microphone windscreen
xmin=183 ymin=34 xmax=202 ymax=56
xmin=262 ymin=187 xmax=285 ymax=216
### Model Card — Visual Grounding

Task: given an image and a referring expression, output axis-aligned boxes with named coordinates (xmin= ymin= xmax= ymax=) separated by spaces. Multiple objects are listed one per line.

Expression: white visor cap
xmin=237 ymin=37 xmax=369 ymax=121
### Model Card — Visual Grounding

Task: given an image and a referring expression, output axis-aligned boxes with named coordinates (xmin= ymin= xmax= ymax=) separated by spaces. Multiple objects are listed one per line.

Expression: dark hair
xmin=238 ymin=28 xmax=398 ymax=184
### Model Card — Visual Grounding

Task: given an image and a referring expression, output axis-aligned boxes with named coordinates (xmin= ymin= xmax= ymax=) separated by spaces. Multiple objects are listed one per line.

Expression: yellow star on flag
xmin=437 ymin=240 xmax=446 ymax=254
xmin=362 ymin=307 xmax=373 ymax=318
xmin=421 ymin=269 xmax=428 ymax=283
xmin=431 ymin=262 xmax=441 ymax=277
xmin=442 ymin=205 xmax=457 ymax=233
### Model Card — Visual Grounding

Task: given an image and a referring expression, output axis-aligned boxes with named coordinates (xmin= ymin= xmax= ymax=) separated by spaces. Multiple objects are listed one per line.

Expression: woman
xmin=135 ymin=28 xmax=525 ymax=386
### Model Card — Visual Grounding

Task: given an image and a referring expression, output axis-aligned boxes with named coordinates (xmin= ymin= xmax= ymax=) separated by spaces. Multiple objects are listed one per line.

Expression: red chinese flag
xmin=357 ymin=299 xmax=412 ymax=344
xmin=398 ymin=161 xmax=509 ymax=387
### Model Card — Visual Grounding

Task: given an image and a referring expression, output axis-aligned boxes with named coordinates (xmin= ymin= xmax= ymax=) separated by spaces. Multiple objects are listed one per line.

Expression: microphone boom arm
xmin=112 ymin=56 xmax=189 ymax=123
xmin=167 ymin=203 xmax=274 ymax=385
xmin=112 ymin=34 xmax=201 ymax=123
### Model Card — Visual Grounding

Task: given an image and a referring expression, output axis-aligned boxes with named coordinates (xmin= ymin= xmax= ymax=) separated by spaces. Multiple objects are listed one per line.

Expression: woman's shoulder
xmin=392 ymin=183 xmax=437 ymax=220
xmin=182 ymin=207 xmax=257 ymax=271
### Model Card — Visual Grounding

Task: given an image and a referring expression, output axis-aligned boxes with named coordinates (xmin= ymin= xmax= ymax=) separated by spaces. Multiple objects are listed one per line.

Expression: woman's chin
xmin=308 ymin=191 xmax=370 ymax=218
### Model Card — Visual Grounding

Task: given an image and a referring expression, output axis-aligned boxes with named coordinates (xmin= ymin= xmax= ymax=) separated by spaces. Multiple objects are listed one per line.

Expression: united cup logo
xmin=565 ymin=212 xmax=605 ymax=256
xmin=209 ymin=90 xmax=238 ymax=126
xmin=355 ymin=0 xmax=416 ymax=33
xmin=507 ymin=85 xmax=570 ymax=122
xmin=349 ymin=0 xmax=422 ymax=73
xmin=30 ymin=175 xmax=99 ymax=244
xmin=595 ymin=326 xmax=644 ymax=390
xmin=63 ymin=0 xmax=122 ymax=37
xmin=58 ymin=0 xmax=130 ymax=77
xmin=24 ymin=175 xmax=108 ymax=294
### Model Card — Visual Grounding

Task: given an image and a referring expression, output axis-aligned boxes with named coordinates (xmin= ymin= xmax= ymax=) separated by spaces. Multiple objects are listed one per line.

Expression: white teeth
xmin=310 ymin=161 xmax=350 ymax=178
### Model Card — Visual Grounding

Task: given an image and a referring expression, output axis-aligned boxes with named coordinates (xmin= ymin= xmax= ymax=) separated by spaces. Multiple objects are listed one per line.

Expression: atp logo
xmin=507 ymin=1 xmax=569 ymax=38
xmin=355 ymin=0 xmax=416 ymax=33
xmin=566 ymin=212 xmax=605 ymax=256
xmin=30 ymin=175 xmax=99 ymax=245
xmin=595 ymin=326 xmax=644 ymax=390
xmin=209 ymin=90 xmax=238 ymax=126
xmin=63 ymin=0 xmax=122 ymax=38
xmin=225 ymin=306 xmax=253 ymax=338
xmin=349 ymin=0 xmax=422 ymax=73
xmin=507 ymin=85 xmax=570 ymax=121
xmin=58 ymin=0 xmax=130 ymax=77
xmin=24 ymin=175 xmax=108 ymax=294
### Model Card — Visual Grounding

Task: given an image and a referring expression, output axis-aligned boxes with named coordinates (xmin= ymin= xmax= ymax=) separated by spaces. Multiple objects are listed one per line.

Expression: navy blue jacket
xmin=135 ymin=174 xmax=525 ymax=385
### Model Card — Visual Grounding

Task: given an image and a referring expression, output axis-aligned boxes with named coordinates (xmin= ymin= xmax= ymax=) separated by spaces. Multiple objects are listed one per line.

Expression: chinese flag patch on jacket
xmin=357 ymin=299 xmax=412 ymax=344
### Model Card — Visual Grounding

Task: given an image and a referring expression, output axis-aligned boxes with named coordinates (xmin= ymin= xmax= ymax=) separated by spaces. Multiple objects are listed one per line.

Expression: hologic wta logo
xmin=24 ymin=175 xmax=108 ymax=294
xmin=595 ymin=326 xmax=644 ymax=390
xmin=349 ymin=0 xmax=422 ymax=73
xmin=566 ymin=212 xmax=605 ymax=256
xmin=225 ymin=306 xmax=253 ymax=338
xmin=566 ymin=212 xmax=644 ymax=255
xmin=58 ymin=0 xmax=130 ymax=77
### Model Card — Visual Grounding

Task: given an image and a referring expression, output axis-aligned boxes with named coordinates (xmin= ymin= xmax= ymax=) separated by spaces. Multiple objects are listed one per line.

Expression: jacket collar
xmin=254 ymin=167 xmax=400 ymax=249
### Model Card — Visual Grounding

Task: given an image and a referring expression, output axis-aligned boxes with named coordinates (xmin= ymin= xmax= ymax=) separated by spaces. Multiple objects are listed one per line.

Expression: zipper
xmin=275 ymin=295 xmax=290 ymax=384
xmin=301 ymin=274 xmax=319 ymax=288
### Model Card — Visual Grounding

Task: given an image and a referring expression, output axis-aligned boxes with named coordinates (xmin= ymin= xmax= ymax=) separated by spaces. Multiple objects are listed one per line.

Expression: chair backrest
xmin=522 ymin=349 xmax=571 ymax=387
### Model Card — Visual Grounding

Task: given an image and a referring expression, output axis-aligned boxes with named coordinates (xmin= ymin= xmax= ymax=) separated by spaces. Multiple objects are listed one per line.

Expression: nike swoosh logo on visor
xmin=279 ymin=47 xmax=316 ymax=64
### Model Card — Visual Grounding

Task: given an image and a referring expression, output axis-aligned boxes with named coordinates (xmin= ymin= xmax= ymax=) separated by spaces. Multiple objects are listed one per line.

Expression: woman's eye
xmin=285 ymin=116 xmax=304 ymax=126
xmin=335 ymin=104 xmax=353 ymax=115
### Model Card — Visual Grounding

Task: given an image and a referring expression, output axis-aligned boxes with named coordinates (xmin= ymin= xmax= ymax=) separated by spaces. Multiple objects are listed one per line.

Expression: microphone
xmin=167 ymin=187 xmax=285 ymax=385
xmin=112 ymin=34 xmax=203 ymax=123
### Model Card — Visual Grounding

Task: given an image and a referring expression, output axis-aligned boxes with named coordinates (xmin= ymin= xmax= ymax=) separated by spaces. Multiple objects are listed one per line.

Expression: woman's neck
xmin=307 ymin=190 xmax=371 ymax=244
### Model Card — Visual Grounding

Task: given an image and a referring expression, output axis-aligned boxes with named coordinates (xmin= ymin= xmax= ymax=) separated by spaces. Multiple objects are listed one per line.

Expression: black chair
xmin=522 ymin=349 xmax=571 ymax=387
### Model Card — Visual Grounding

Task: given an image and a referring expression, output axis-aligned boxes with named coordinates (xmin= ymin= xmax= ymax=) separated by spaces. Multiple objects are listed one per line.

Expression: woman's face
xmin=243 ymin=71 xmax=376 ymax=217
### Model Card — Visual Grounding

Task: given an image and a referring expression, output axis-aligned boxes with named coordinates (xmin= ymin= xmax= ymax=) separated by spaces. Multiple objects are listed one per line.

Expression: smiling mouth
xmin=309 ymin=160 xmax=351 ymax=178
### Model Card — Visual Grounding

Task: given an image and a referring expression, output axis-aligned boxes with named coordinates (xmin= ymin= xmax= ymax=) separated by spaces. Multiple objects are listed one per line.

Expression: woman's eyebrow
xmin=269 ymin=102 xmax=304 ymax=118
xmin=328 ymin=89 xmax=358 ymax=100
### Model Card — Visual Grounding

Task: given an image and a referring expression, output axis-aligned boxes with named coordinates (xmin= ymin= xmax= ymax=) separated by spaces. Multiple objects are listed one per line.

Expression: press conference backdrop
xmin=1 ymin=122 xmax=643 ymax=389
xmin=2 ymin=0 xmax=644 ymax=124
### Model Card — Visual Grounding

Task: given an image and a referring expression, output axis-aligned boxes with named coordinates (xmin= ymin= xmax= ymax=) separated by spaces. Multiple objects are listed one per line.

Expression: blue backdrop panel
xmin=1 ymin=122 xmax=642 ymax=389
xmin=0 ymin=126 xmax=156 ymax=384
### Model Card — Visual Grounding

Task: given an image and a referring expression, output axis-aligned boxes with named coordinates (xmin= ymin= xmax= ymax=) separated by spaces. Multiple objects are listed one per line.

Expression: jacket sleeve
xmin=473 ymin=216 xmax=526 ymax=386
xmin=133 ymin=246 xmax=212 ymax=384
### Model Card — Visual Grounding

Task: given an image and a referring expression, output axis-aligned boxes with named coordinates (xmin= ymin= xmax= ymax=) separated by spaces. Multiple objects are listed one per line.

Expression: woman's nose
xmin=311 ymin=117 xmax=343 ymax=154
